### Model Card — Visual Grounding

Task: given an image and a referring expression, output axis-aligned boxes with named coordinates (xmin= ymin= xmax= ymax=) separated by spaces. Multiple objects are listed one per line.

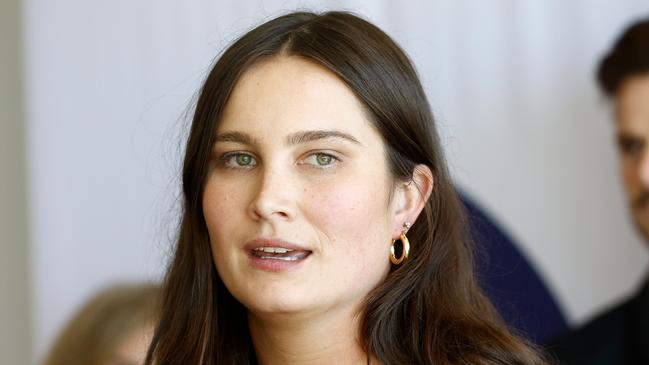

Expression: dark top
xmin=550 ymin=279 xmax=649 ymax=365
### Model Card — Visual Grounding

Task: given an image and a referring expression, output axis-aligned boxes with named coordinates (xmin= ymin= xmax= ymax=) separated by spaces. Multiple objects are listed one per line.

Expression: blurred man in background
xmin=552 ymin=16 xmax=649 ymax=365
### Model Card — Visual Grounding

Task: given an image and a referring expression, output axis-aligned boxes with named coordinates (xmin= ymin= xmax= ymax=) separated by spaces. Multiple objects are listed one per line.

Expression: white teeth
xmin=259 ymin=256 xmax=299 ymax=261
xmin=253 ymin=247 xmax=294 ymax=253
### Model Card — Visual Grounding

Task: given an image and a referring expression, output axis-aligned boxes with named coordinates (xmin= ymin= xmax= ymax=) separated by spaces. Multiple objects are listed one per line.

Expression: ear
xmin=391 ymin=164 xmax=434 ymax=239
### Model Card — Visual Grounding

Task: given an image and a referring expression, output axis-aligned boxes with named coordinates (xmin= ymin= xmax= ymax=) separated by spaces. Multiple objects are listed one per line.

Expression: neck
xmin=248 ymin=307 xmax=374 ymax=365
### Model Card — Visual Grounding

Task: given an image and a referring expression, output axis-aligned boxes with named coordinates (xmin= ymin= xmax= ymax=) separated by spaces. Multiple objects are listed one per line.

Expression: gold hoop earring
xmin=390 ymin=223 xmax=411 ymax=265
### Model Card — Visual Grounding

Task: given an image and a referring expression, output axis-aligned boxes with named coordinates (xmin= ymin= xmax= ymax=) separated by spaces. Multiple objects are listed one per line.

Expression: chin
xmin=242 ymin=293 xmax=319 ymax=317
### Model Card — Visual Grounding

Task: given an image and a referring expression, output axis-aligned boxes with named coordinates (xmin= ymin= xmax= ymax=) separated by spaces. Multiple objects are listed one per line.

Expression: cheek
xmin=622 ymin=160 xmax=640 ymax=193
xmin=304 ymin=179 xmax=392 ymax=294
xmin=203 ymin=189 xmax=226 ymax=230
xmin=202 ymin=180 xmax=251 ymax=289
xmin=202 ymin=180 xmax=243 ymax=249
xmin=306 ymin=175 xmax=393 ymax=253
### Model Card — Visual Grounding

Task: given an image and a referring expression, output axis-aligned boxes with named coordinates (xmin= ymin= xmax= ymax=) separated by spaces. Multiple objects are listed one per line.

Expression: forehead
xmin=615 ymin=73 xmax=649 ymax=134
xmin=219 ymin=56 xmax=376 ymax=138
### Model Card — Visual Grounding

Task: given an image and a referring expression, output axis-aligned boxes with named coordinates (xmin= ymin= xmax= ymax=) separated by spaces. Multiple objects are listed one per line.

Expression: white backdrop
xmin=21 ymin=0 xmax=649 ymax=361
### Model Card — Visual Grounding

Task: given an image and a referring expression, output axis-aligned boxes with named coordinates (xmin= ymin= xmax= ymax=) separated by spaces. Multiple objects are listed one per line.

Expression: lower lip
xmin=247 ymin=251 xmax=311 ymax=272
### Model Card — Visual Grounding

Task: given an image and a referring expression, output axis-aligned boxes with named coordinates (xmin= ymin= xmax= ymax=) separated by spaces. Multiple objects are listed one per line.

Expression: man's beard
xmin=634 ymin=190 xmax=649 ymax=210
xmin=633 ymin=190 xmax=649 ymax=242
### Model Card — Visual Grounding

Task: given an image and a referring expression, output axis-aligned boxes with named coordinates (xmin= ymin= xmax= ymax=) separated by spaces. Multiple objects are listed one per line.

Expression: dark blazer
xmin=549 ymin=279 xmax=649 ymax=365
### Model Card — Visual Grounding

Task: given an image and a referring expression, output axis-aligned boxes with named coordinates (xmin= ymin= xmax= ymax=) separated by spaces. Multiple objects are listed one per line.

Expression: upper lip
xmin=244 ymin=238 xmax=311 ymax=252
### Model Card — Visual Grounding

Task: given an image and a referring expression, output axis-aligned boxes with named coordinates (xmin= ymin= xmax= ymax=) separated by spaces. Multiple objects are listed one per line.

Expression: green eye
xmin=316 ymin=154 xmax=333 ymax=165
xmin=219 ymin=152 xmax=256 ymax=168
xmin=236 ymin=154 xmax=253 ymax=166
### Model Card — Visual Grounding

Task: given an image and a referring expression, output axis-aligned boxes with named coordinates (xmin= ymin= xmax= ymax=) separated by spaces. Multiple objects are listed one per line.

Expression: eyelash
xmin=298 ymin=152 xmax=341 ymax=168
xmin=216 ymin=151 xmax=341 ymax=169
xmin=218 ymin=152 xmax=257 ymax=169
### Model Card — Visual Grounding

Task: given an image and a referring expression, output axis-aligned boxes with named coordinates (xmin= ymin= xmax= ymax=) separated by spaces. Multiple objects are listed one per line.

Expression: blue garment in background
xmin=461 ymin=194 xmax=567 ymax=344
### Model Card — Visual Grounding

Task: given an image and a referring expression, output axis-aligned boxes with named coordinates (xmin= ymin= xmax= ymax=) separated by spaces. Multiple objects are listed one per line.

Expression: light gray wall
xmin=0 ymin=0 xmax=32 ymax=364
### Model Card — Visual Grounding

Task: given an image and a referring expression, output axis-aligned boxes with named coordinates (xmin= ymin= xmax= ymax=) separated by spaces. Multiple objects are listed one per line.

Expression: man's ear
xmin=391 ymin=164 xmax=434 ymax=238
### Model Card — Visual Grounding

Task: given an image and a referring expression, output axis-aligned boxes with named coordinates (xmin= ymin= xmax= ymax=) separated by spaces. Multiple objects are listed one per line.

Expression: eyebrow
xmin=214 ymin=131 xmax=256 ymax=145
xmin=617 ymin=133 xmax=645 ymax=143
xmin=617 ymin=131 xmax=643 ymax=140
xmin=214 ymin=129 xmax=361 ymax=146
xmin=285 ymin=130 xmax=361 ymax=146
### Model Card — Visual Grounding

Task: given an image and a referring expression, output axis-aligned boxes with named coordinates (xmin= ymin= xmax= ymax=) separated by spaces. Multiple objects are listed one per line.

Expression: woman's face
xmin=202 ymin=56 xmax=403 ymax=318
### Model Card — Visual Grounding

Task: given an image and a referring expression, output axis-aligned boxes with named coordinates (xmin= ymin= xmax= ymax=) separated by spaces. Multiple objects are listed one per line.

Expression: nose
xmin=248 ymin=166 xmax=296 ymax=222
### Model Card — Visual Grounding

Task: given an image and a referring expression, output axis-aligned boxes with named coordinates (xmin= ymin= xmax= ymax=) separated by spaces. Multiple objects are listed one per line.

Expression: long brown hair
xmin=147 ymin=11 xmax=548 ymax=365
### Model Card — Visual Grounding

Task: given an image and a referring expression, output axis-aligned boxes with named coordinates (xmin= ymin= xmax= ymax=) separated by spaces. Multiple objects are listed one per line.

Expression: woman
xmin=147 ymin=11 xmax=548 ymax=365
xmin=44 ymin=283 xmax=159 ymax=365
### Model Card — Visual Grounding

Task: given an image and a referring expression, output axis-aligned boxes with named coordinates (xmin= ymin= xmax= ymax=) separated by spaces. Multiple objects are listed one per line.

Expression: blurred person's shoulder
xmin=548 ymin=279 xmax=649 ymax=365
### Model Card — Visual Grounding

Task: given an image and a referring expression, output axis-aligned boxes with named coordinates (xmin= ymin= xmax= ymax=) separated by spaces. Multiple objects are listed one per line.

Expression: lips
xmin=251 ymin=247 xmax=311 ymax=261
xmin=245 ymin=238 xmax=312 ymax=272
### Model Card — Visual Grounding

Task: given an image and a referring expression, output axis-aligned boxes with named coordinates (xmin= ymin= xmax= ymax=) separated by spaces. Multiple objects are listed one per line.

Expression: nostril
xmin=276 ymin=211 xmax=290 ymax=218
xmin=248 ymin=184 xmax=296 ymax=221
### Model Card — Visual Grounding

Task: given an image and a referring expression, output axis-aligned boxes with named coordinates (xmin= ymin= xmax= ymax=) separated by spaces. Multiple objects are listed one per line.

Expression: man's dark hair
xmin=597 ymin=17 xmax=649 ymax=96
